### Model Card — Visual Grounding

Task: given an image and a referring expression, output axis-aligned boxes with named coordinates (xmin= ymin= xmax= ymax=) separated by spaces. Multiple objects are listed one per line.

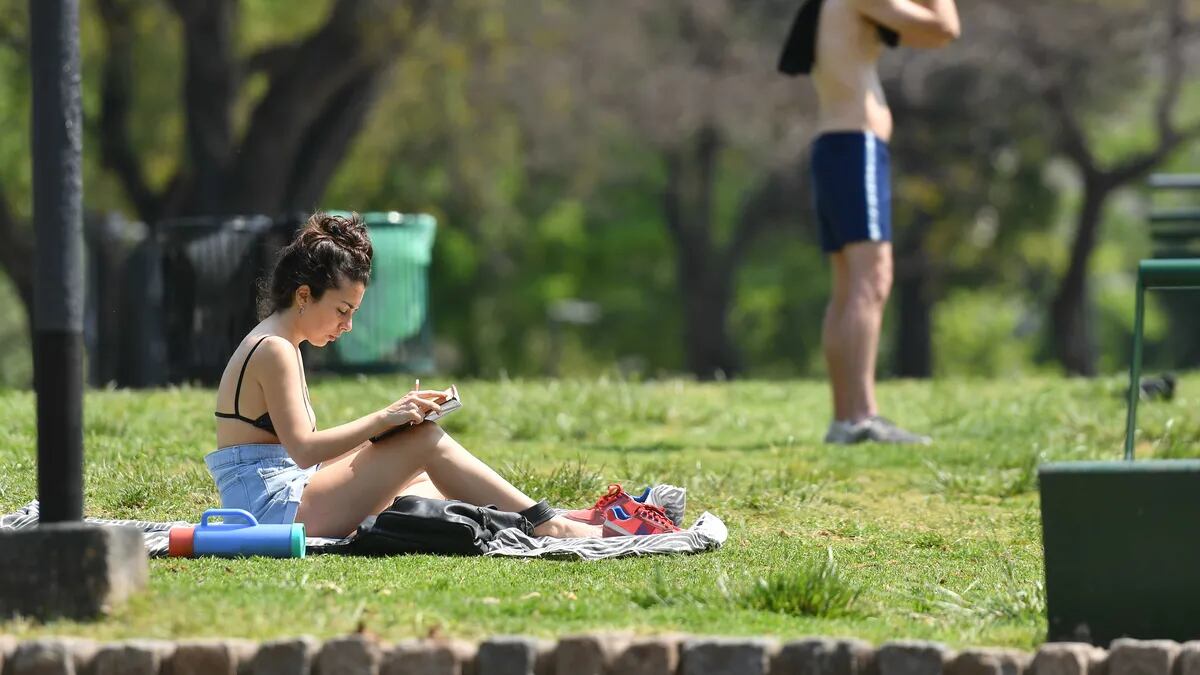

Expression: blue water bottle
xmin=168 ymin=509 xmax=305 ymax=558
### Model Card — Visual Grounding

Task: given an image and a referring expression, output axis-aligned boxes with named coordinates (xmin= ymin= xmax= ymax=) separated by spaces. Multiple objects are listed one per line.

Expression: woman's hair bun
xmin=257 ymin=211 xmax=374 ymax=318
xmin=308 ymin=212 xmax=370 ymax=258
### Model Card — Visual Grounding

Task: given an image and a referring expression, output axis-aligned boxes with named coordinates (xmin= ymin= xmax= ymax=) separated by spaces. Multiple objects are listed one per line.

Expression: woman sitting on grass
xmin=208 ymin=212 xmax=612 ymax=539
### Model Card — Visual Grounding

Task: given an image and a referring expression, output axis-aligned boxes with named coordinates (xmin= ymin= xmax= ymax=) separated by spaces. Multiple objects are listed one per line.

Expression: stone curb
xmin=0 ymin=634 xmax=1188 ymax=675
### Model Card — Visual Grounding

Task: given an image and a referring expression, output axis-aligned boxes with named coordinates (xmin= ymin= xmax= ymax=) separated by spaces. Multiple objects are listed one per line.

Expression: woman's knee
xmin=379 ymin=421 xmax=446 ymax=458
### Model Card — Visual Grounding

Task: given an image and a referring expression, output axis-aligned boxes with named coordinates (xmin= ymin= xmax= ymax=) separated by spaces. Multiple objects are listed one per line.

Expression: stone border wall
xmin=0 ymin=634 xmax=1191 ymax=675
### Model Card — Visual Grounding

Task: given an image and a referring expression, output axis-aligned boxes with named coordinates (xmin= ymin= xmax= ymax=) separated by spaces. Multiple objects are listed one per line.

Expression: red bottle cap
xmin=168 ymin=526 xmax=195 ymax=557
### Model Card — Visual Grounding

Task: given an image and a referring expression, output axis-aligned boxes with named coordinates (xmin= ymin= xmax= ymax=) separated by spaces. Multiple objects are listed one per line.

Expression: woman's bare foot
xmin=532 ymin=515 xmax=602 ymax=538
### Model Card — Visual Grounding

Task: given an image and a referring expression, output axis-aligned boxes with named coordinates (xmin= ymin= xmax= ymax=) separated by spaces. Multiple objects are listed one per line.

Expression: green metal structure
xmin=1039 ymin=459 xmax=1200 ymax=644
xmin=1147 ymin=174 xmax=1200 ymax=258
xmin=1040 ymin=175 xmax=1200 ymax=645
xmin=1123 ymin=258 xmax=1200 ymax=459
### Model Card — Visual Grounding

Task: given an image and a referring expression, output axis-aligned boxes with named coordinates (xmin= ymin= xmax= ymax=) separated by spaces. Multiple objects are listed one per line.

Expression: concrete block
xmin=383 ymin=639 xmax=475 ymax=675
xmin=774 ymin=638 xmax=837 ymax=675
xmin=1107 ymin=640 xmax=1179 ymax=675
xmin=552 ymin=634 xmax=629 ymax=675
xmin=231 ymin=639 xmax=259 ymax=675
xmin=476 ymin=637 xmax=541 ymax=675
xmin=878 ymin=641 xmax=950 ymax=675
xmin=92 ymin=639 xmax=174 ymax=675
xmin=774 ymin=638 xmax=879 ymax=675
xmin=0 ymin=524 xmax=147 ymax=621
xmin=1033 ymin=643 xmax=1101 ymax=675
xmin=948 ymin=649 xmax=1030 ymax=675
xmin=315 ymin=635 xmax=383 ymax=675
xmin=680 ymin=637 xmax=775 ymax=675
xmin=445 ymin=640 xmax=477 ymax=675
xmin=0 ymin=634 xmax=17 ymax=674
xmin=535 ymin=640 xmax=554 ymax=675
xmin=251 ymin=637 xmax=319 ymax=675
xmin=1176 ymin=643 xmax=1200 ymax=675
xmin=7 ymin=638 xmax=96 ymax=675
xmin=610 ymin=636 xmax=682 ymax=675
xmin=168 ymin=639 xmax=245 ymax=675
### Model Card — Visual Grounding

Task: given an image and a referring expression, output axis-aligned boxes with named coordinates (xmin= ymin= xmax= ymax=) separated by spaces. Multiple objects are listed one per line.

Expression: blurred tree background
xmin=0 ymin=0 xmax=1197 ymax=388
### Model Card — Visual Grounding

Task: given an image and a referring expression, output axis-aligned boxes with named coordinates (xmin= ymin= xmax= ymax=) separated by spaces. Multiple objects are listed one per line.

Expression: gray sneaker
xmin=824 ymin=416 xmax=932 ymax=445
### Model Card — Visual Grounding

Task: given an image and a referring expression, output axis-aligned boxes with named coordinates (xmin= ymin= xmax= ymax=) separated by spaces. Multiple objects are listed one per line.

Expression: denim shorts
xmin=204 ymin=444 xmax=318 ymax=525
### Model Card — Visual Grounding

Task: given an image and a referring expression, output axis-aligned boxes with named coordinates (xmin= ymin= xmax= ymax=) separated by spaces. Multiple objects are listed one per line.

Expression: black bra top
xmin=214 ymin=336 xmax=314 ymax=435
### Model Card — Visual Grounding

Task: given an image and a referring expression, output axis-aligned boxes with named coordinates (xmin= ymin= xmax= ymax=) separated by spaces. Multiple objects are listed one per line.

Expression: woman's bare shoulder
xmin=244 ymin=334 xmax=296 ymax=369
xmin=220 ymin=333 xmax=292 ymax=380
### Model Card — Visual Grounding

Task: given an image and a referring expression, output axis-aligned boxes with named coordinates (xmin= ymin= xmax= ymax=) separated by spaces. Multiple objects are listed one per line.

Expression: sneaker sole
xmin=603 ymin=520 xmax=636 ymax=537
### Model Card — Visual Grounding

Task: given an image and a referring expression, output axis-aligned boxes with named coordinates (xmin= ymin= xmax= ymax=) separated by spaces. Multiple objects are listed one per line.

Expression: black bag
xmin=345 ymin=495 xmax=540 ymax=557
xmin=778 ymin=0 xmax=899 ymax=77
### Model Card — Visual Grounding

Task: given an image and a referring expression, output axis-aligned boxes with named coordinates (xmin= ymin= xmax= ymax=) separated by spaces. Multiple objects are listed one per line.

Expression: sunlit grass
xmin=0 ymin=373 xmax=1187 ymax=647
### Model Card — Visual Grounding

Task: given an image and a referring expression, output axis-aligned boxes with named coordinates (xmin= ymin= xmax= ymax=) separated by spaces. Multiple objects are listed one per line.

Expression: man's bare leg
xmin=823 ymin=251 xmax=853 ymax=420
xmin=822 ymin=241 xmax=927 ymax=444
xmin=825 ymin=242 xmax=891 ymax=422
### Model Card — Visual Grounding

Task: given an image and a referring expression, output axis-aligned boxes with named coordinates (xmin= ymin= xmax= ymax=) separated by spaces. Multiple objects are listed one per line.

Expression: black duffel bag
xmin=345 ymin=495 xmax=554 ymax=556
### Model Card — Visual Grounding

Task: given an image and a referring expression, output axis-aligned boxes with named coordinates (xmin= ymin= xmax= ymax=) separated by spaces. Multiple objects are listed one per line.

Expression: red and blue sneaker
xmin=564 ymin=484 xmax=639 ymax=526
xmin=602 ymin=502 xmax=682 ymax=537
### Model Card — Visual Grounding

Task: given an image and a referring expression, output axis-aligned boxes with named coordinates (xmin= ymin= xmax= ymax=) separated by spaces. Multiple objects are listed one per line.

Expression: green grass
xmin=0 ymin=374 xmax=1191 ymax=647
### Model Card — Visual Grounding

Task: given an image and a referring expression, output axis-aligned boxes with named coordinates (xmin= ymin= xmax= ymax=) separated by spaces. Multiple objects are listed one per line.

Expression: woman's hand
xmin=382 ymin=391 xmax=445 ymax=427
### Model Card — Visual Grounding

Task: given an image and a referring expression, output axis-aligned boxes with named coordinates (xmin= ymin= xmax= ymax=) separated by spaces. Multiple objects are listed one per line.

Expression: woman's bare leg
xmin=399 ymin=472 xmax=445 ymax=499
xmin=295 ymin=422 xmax=599 ymax=538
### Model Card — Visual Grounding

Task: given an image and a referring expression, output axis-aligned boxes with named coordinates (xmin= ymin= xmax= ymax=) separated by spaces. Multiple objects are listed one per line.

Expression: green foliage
xmin=933 ymin=291 xmax=1038 ymax=378
xmin=0 ymin=2 xmax=1199 ymax=384
xmin=924 ymin=558 xmax=1045 ymax=625
xmin=733 ymin=237 xmax=830 ymax=377
xmin=0 ymin=272 xmax=30 ymax=388
xmin=740 ymin=548 xmax=863 ymax=618
xmin=498 ymin=456 xmax=605 ymax=506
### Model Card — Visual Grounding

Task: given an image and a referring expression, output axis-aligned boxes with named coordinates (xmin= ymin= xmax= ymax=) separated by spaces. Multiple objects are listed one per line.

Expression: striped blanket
xmin=0 ymin=485 xmax=726 ymax=560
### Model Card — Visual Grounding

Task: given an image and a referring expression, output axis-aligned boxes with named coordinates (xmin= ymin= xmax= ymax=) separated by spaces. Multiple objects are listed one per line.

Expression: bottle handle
xmin=200 ymin=508 xmax=258 ymax=529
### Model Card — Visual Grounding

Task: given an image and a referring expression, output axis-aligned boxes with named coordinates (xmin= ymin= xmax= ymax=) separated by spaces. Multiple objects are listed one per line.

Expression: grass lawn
xmin=0 ymin=375 xmax=1192 ymax=648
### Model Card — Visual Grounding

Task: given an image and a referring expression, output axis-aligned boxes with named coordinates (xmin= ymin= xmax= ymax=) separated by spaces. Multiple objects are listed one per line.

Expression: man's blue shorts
xmin=810 ymin=131 xmax=892 ymax=253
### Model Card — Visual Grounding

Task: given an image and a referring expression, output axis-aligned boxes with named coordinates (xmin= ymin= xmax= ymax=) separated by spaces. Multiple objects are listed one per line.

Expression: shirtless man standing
xmin=807 ymin=0 xmax=960 ymax=444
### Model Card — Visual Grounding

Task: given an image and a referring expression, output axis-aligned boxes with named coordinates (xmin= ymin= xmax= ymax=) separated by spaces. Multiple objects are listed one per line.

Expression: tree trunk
xmin=662 ymin=127 xmax=742 ymax=380
xmin=895 ymin=260 xmax=933 ymax=378
xmin=893 ymin=209 xmax=934 ymax=378
xmin=174 ymin=0 xmax=237 ymax=215
xmin=284 ymin=66 xmax=385 ymax=210
xmin=1051 ymin=182 xmax=1109 ymax=375
xmin=679 ymin=254 xmax=740 ymax=380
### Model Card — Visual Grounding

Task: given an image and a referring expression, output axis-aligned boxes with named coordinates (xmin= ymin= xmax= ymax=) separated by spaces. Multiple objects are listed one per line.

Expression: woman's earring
xmin=299 ymin=304 xmax=305 ymax=316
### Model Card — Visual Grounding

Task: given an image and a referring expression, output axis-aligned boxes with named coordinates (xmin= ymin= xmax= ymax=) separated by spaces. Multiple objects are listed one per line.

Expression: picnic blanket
xmin=0 ymin=485 xmax=727 ymax=561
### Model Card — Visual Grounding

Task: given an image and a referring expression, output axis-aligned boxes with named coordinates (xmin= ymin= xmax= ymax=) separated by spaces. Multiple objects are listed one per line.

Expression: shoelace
xmin=591 ymin=483 xmax=626 ymax=510
xmin=636 ymin=503 xmax=676 ymax=530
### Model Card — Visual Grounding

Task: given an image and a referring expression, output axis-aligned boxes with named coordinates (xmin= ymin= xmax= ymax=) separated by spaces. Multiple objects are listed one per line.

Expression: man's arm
xmin=852 ymin=0 xmax=960 ymax=49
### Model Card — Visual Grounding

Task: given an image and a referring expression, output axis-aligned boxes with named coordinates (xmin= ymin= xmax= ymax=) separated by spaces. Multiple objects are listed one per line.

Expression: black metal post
xmin=30 ymin=0 xmax=84 ymax=523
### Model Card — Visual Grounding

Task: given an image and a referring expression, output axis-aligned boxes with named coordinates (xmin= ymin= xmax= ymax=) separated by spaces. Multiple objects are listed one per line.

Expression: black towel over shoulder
xmin=778 ymin=0 xmax=899 ymax=76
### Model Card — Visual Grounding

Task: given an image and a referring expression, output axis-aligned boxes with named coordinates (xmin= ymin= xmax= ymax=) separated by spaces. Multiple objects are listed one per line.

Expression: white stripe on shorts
xmin=865 ymin=133 xmax=881 ymax=240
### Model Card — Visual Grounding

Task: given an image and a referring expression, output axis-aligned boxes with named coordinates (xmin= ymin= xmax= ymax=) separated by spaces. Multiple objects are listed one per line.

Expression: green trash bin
xmin=314 ymin=211 xmax=436 ymax=373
